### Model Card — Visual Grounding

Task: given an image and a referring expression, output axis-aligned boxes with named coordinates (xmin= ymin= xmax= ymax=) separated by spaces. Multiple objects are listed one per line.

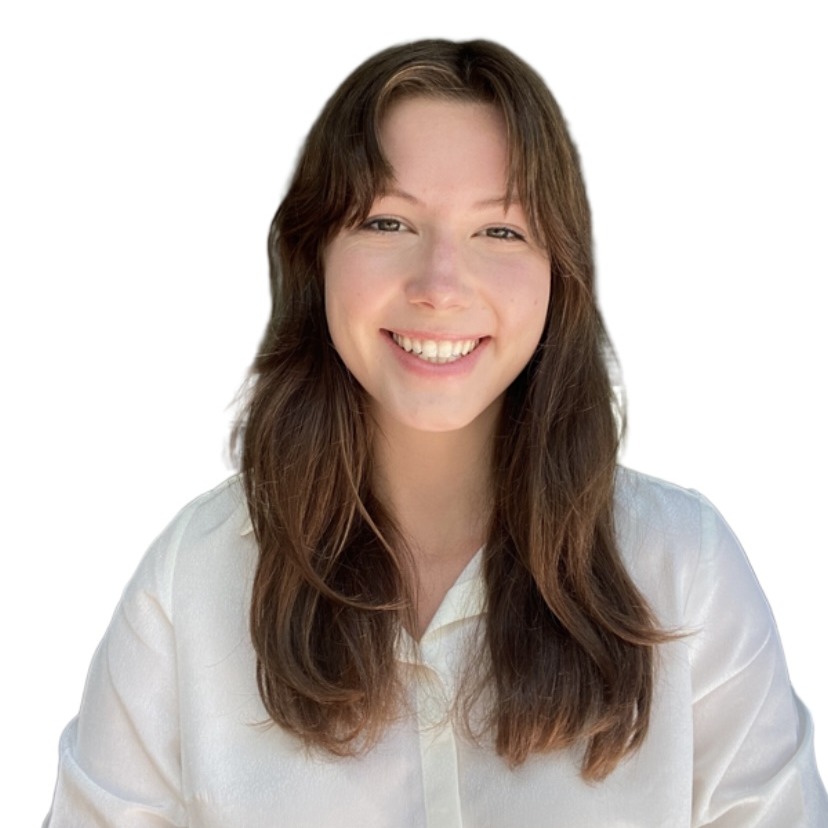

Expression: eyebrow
xmin=378 ymin=187 xmax=513 ymax=211
xmin=378 ymin=187 xmax=421 ymax=204
xmin=473 ymin=196 xmax=512 ymax=210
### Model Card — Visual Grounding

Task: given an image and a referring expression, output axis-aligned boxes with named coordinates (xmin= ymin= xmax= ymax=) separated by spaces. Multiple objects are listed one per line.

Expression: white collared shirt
xmin=44 ymin=470 xmax=828 ymax=826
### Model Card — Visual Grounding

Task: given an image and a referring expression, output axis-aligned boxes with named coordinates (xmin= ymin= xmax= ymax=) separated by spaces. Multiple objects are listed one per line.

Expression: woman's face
xmin=324 ymin=96 xmax=550 ymax=436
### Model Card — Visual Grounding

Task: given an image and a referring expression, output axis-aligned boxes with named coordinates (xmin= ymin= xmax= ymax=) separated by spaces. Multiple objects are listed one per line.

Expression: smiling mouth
xmin=390 ymin=332 xmax=481 ymax=364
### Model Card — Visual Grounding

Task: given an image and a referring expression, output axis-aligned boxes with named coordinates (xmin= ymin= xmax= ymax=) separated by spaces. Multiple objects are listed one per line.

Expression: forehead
xmin=378 ymin=97 xmax=510 ymax=198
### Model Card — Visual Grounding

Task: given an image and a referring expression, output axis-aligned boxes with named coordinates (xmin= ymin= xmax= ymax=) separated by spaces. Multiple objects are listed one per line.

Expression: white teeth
xmin=391 ymin=333 xmax=480 ymax=363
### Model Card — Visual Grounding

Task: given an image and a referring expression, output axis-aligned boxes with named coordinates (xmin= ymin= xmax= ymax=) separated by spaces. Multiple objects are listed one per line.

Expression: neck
xmin=373 ymin=410 xmax=496 ymax=541
xmin=372 ymin=404 xmax=498 ymax=635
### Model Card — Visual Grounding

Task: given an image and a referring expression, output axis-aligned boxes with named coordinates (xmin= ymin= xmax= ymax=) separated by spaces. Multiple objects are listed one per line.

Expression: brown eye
xmin=486 ymin=226 xmax=524 ymax=241
xmin=365 ymin=217 xmax=403 ymax=232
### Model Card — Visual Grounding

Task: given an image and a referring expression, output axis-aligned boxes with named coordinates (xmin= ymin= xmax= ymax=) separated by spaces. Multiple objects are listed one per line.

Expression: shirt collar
xmin=396 ymin=548 xmax=486 ymax=664
xmin=238 ymin=518 xmax=487 ymax=655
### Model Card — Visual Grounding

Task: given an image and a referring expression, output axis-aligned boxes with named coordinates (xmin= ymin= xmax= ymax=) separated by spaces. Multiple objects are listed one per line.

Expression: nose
xmin=405 ymin=234 xmax=472 ymax=310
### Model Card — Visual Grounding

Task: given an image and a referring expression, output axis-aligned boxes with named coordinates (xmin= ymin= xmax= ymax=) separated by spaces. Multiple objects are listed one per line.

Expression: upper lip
xmin=383 ymin=328 xmax=486 ymax=341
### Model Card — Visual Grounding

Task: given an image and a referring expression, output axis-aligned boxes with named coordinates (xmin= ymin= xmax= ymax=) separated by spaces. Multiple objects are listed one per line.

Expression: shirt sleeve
xmin=686 ymin=494 xmax=828 ymax=827
xmin=43 ymin=510 xmax=191 ymax=827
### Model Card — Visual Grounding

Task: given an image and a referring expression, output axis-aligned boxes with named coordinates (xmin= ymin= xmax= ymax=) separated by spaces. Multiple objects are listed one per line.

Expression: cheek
xmin=533 ymin=279 xmax=552 ymax=326
xmin=324 ymin=278 xmax=354 ymax=356
xmin=499 ymin=266 xmax=551 ymax=332
xmin=323 ymin=246 xmax=359 ymax=337
xmin=323 ymin=274 xmax=352 ymax=365
xmin=324 ymin=243 xmax=387 ymax=311
xmin=323 ymin=252 xmax=383 ymax=379
xmin=511 ymin=272 xmax=551 ymax=363
xmin=527 ymin=260 xmax=552 ymax=316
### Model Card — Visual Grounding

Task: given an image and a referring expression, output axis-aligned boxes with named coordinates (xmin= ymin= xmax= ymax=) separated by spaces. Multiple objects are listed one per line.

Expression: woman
xmin=44 ymin=39 xmax=827 ymax=826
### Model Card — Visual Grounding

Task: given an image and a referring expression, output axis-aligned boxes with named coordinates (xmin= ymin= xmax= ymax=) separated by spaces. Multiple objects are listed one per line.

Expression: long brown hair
xmin=238 ymin=39 xmax=669 ymax=780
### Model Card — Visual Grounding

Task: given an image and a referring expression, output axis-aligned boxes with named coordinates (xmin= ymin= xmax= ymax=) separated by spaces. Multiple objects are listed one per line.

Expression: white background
xmin=2 ymin=0 xmax=825 ymax=820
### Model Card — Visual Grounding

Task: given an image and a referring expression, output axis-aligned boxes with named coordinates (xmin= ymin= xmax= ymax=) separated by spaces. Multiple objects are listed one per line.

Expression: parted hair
xmin=238 ymin=38 xmax=669 ymax=780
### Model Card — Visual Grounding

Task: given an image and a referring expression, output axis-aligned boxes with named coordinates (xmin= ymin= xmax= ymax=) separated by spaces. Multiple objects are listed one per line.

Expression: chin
xmin=376 ymin=398 xmax=503 ymax=437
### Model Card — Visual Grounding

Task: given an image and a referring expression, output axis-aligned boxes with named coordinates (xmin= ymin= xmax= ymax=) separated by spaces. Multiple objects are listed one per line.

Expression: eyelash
xmin=363 ymin=217 xmax=404 ymax=233
xmin=485 ymin=226 xmax=525 ymax=242
xmin=361 ymin=217 xmax=526 ymax=242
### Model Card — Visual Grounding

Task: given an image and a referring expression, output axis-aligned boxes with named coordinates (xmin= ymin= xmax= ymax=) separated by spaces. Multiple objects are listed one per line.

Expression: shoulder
xmin=613 ymin=465 xmax=740 ymax=561
xmin=614 ymin=466 xmax=708 ymax=533
xmin=612 ymin=465 xmax=710 ymax=581
xmin=124 ymin=475 xmax=254 ymax=614
xmin=612 ymin=466 xmax=768 ymax=632
xmin=166 ymin=473 xmax=250 ymax=543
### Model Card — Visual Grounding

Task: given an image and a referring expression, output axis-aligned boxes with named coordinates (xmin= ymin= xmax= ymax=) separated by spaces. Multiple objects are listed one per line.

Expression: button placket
xmin=415 ymin=630 xmax=463 ymax=827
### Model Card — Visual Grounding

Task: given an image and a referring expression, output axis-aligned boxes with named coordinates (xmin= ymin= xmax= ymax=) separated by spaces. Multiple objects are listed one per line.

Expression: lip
xmin=382 ymin=329 xmax=490 ymax=376
xmin=384 ymin=328 xmax=486 ymax=341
